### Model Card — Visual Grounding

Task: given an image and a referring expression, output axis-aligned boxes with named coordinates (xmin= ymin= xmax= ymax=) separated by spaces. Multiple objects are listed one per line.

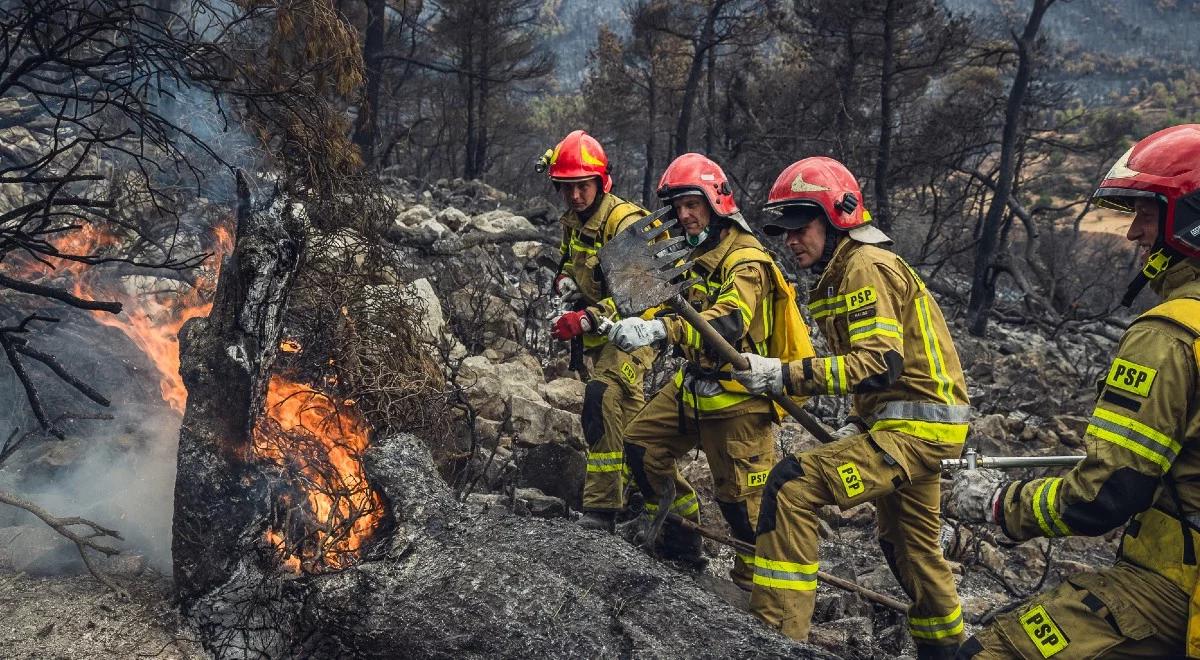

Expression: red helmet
xmin=656 ymin=153 xmax=750 ymax=231
xmin=762 ymin=157 xmax=889 ymax=244
xmin=1094 ymin=124 xmax=1200 ymax=260
xmin=547 ymin=130 xmax=612 ymax=193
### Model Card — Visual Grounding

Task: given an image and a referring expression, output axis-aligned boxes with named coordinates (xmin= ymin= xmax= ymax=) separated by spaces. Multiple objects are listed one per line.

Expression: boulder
xmin=807 ymin=616 xmax=874 ymax=658
xmin=968 ymin=414 xmax=1010 ymax=456
xmin=511 ymin=241 xmax=546 ymax=262
xmin=405 ymin=278 xmax=445 ymax=341
xmin=320 ymin=228 xmax=368 ymax=268
xmin=436 ymin=207 xmax=470 ymax=232
xmin=512 ymin=488 xmax=569 ymax=519
xmin=540 ymin=378 xmax=586 ymax=414
xmin=469 ymin=210 xmax=535 ymax=235
xmin=463 ymin=488 xmax=567 ymax=520
xmin=395 ymin=204 xmax=434 ymax=227
xmin=515 ymin=443 xmax=586 ymax=511
xmin=457 ymin=355 xmax=543 ymax=420
xmin=509 ymin=395 xmax=584 ymax=449
xmin=1051 ymin=415 xmax=1089 ymax=449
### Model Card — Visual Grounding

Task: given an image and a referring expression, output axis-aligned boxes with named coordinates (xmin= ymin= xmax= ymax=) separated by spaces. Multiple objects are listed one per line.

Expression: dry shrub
xmin=282 ymin=193 xmax=451 ymax=446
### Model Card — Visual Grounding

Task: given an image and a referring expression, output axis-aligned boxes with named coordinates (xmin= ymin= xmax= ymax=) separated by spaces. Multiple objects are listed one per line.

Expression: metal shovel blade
xmin=598 ymin=206 xmax=695 ymax=317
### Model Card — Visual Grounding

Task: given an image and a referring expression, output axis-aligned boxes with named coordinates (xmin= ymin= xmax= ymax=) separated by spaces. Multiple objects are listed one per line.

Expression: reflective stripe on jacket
xmin=786 ymin=238 xmax=970 ymax=443
xmin=556 ymin=192 xmax=648 ymax=348
xmin=660 ymin=228 xmax=778 ymax=414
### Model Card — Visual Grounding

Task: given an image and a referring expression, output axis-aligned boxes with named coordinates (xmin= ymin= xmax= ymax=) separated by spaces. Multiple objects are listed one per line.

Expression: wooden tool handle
xmin=668 ymin=513 xmax=909 ymax=612
xmin=667 ymin=295 xmax=836 ymax=445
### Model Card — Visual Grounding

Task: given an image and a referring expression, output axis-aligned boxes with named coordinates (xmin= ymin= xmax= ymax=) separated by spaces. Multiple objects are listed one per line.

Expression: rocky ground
xmin=0 ymin=174 xmax=1126 ymax=658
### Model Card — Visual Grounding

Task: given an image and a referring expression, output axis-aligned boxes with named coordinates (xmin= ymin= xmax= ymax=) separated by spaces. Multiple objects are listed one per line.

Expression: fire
xmin=279 ymin=338 xmax=302 ymax=353
xmin=6 ymin=224 xmax=122 ymax=281
xmin=71 ymin=224 xmax=234 ymax=414
xmin=254 ymin=375 xmax=384 ymax=573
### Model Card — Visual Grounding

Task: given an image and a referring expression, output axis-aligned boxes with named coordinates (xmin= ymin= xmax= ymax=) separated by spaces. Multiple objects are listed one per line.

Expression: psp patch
xmin=1019 ymin=604 xmax=1069 ymax=658
xmin=748 ymin=470 xmax=769 ymax=487
xmin=836 ymin=462 xmax=865 ymax=498
xmin=844 ymin=286 xmax=877 ymax=312
xmin=621 ymin=362 xmax=637 ymax=385
xmin=1105 ymin=357 xmax=1157 ymax=397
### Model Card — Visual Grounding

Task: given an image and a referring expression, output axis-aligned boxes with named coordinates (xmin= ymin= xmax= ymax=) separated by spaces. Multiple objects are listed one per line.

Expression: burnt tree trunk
xmin=872 ymin=0 xmax=896 ymax=233
xmin=173 ymin=172 xmax=304 ymax=604
xmin=351 ymin=0 xmax=386 ymax=167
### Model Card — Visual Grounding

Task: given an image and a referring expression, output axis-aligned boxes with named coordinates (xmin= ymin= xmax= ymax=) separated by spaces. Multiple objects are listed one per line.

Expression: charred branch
xmin=0 ymin=488 xmax=126 ymax=595
xmin=0 ymin=273 xmax=122 ymax=313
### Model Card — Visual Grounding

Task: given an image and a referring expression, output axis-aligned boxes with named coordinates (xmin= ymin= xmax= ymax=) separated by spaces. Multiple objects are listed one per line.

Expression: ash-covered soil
xmin=0 ymin=570 xmax=204 ymax=659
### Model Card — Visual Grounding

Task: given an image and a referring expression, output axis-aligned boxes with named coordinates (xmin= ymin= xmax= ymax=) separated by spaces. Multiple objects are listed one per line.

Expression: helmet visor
xmin=1092 ymin=187 xmax=1159 ymax=213
xmin=761 ymin=204 xmax=824 ymax=237
xmin=657 ymin=185 xmax=705 ymax=201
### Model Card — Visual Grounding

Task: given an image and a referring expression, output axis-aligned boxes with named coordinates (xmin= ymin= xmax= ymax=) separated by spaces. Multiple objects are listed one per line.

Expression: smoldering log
xmin=173 ymin=175 xmax=832 ymax=658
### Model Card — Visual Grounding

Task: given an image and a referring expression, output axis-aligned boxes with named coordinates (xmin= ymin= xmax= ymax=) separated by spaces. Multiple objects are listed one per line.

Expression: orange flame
xmin=254 ymin=375 xmax=383 ymax=573
xmin=70 ymin=225 xmax=234 ymax=414
xmin=6 ymin=225 xmax=122 ymax=280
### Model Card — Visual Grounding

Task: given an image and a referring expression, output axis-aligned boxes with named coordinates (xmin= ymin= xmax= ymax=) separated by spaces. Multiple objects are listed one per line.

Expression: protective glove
xmin=554 ymin=274 xmax=581 ymax=302
xmin=608 ymin=317 xmax=666 ymax=351
xmin=944 ymin=468 xmax=1005 ymax=524
xmin=551 ymin=309 xmax=593 ymax=341
xmin=831 ymin=421 xmax=866 ymax=439
xmin=730 ymin=352 xmax=784 ymax=396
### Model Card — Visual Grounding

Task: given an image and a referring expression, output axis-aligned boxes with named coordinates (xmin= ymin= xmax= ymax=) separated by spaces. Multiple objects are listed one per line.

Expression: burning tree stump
xmin=173 ymin=173 xmax=305 ymax=603
xmin=173 ymin=177 xmax=833 ymax=658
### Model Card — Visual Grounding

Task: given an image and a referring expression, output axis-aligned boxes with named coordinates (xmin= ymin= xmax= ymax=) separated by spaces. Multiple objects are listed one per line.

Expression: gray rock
xmin=436 ymin=207 xmax=470 ymax=231
xmin=512 ymin=488 xmax=568 ymax=519
xmin=808 ymin=616 xmax=874 ymax=657
xmin=395 ymin=204 xmax=434 ymax=227
xmin=540 ymin=377 xmax=586 ymax=414
xmin=458 ymin=355 xmax=544 ymax=420
xmin=968 ymin=414 xmax=1009 ymax=456
xmin=405 ymin=277 xmax=445 ymax=342
xmin=469 ymin=210 xmax=535 ymax=234
xmin=510 ymin=395 xmax=583 ymax=448
xmin=511 ymin=240 xmax=546 ymax=262
xmin=515 ymin=442 xmax=586 ymax=511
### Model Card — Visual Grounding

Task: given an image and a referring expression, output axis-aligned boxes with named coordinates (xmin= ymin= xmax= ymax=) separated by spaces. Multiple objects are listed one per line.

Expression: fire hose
xmin=665 ymin=513 xmax=909 ymax=613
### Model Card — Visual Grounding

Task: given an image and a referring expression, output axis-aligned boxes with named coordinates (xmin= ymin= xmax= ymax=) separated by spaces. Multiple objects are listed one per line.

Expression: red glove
xmin=551 ymin=310 xmax=592 ymax=341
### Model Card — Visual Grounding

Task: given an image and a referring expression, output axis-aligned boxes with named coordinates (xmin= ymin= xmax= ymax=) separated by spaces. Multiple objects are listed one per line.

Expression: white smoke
xmin=0 ymin=405 xmax=181 ymax=574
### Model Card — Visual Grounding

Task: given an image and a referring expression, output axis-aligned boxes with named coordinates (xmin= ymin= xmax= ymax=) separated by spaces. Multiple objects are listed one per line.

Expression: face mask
xmin=686 ymin=226 xmax=711 ymax=247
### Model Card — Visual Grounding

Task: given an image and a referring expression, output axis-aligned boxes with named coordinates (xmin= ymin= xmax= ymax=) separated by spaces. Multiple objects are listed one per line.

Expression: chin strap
xmin=1122 ymin=246 xmax=1176 ymax=307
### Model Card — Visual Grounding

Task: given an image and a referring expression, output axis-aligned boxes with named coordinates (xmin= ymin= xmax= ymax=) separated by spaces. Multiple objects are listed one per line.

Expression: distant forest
xmin=4 ymin=0 xmax=1199 ymax=342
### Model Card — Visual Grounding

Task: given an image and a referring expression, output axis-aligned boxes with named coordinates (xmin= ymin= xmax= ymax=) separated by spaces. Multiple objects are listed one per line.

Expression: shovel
xmin=598 ymin=208 xmax=836 ymax=445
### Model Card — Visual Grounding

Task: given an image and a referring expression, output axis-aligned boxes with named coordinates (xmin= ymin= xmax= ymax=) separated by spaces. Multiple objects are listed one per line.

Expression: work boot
xmin=578 ymin=510 xmax=616 ymax=533
xmin=660 ymin=521 xmax=706 ymax=568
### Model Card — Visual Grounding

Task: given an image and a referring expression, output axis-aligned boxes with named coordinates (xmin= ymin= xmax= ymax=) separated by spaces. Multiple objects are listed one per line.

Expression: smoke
xmin=0 ymin=0 xmax=272 ymax=578
xmin=0 ymin=405 xmax=182 ymax=574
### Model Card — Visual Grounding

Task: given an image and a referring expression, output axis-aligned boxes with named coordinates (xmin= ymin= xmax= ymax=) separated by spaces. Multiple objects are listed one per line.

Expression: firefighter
xmin=541 ymin=130 xmax=654 ymax=532
xmin=946 ymin=125 xmax=1200 ymax=658
xmin=607 ymin=153 xmax=811 ymax=590
xmin=730 ymin=157 xmax=969 ymax=658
